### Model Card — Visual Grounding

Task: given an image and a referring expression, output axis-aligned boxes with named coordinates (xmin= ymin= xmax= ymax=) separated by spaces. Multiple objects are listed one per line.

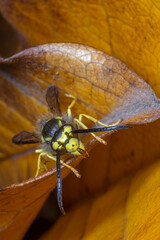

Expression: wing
xmin=46 ymin=85 xmax=62 ymax=115
xmin=12 ymin=131 xmax=41 ymax=144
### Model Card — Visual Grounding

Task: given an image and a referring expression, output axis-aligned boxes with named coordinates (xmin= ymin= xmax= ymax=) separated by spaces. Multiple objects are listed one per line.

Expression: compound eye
xmin=65 ymin=138 xmax=79 ymax=152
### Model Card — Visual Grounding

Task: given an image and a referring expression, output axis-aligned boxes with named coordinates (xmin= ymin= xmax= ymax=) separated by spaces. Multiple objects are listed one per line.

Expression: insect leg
xmin=56 ymin=151 xmax=66 ymax=215
xmin=41 ymin=158 xmax=49 ymax=172
xmin=65 ymin=94 xmax=77 ymax=120
xmin=74 ymin=118 xmax=107 ymax=145
xmin=79 ymin=114 xmax=122 ymax=127
xmin=47 ymin=154 xmax=81 ymax=178
xmin=35 ymin=149 xmax=48 ymax=177
xmin=35 ymin=153 xmax=45 ymax=177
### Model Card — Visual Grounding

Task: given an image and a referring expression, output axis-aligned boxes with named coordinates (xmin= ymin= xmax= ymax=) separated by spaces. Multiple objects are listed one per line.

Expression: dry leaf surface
xmin=0 ymin=0 xmax=160 ymax=97
xmin=41 ymin=160 xmax=160 ymax=240
xmin=0 ymin=1 xmax=160 ymax=239
xmin=0 ymin=44 xmax=160 ymax=238
xmin=0 ymin=151 xmax=84 ymax=240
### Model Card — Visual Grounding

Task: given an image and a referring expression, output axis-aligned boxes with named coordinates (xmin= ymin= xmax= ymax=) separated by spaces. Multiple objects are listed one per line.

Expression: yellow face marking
xmin=73 ymin=141 xmax=85 ymax=155
xmin=57 ymin=132 xmax=67 ymax=143
xmin=63 ymin=125 xmax=72 ymax=134
xmin=52 ymin=141 xmax=60 ymax=150
xmin=66 ymin=138 xmax=85 ymax=155
xmin=57 ymin=126 xmax=72 ymax=143
xmin=66 ymin=138 xmax=79 ymax=152
xmin=52 ymin=125 xmax=73 ymax=151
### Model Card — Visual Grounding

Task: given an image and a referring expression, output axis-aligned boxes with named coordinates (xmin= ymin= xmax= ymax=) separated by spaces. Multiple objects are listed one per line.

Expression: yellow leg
xmin=35 ymin=152 xmax=47 ymax=177
xmin=35 ymin=149 xmax=48 ymax=177
xmin=74 ymin=118 xmax=107 ymax=145
xmin=79 ymin=114 xmax=122 ymax=127
xmin=47 ymin=154 xmax=81 ymax=178
xmin=35 ymin=149 xmax=45 ymax=153
xmin=65 ymin=93 xmax=77 ymax=120
xmin=41 ymin=158 xmax=49 ymax=172
xmin=60 ymin=160 xmax=81 ymax=178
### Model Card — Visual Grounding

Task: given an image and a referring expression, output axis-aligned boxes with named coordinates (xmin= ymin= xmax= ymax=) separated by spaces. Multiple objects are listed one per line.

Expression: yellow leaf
xmin=0 ymin=44 xmax=160 ymax=238
xmin=0 ymin=1 xmax=160 ymax=238
xmin=0 ymin=0 xmax=160 ymax=95
xmin=40 ymin=160 xmax=160 ymax=240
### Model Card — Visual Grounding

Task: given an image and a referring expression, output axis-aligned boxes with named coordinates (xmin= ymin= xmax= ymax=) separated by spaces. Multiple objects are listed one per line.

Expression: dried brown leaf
xmin=0 ymin=0 xmax=160 ymax=98
xmin=40 ymin=160 xmax=160 ymax=240
xmin=0 ymin=43 xmax=160 ymax=238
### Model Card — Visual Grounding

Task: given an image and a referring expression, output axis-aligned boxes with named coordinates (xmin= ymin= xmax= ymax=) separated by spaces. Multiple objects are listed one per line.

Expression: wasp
xmin=12 ymin=85 xmax=131 ymax=214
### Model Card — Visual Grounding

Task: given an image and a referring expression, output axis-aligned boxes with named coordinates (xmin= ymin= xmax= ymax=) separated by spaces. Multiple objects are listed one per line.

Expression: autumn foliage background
xmin=1 ymin=1 xmax=160 ymax=239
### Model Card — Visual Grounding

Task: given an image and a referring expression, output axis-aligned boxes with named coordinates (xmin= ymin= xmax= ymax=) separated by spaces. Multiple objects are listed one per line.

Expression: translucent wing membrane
xmin=46 ymin=85 xmax=62 ymax=115
xmin=12 ymin=131 xmax=41 ymax=144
